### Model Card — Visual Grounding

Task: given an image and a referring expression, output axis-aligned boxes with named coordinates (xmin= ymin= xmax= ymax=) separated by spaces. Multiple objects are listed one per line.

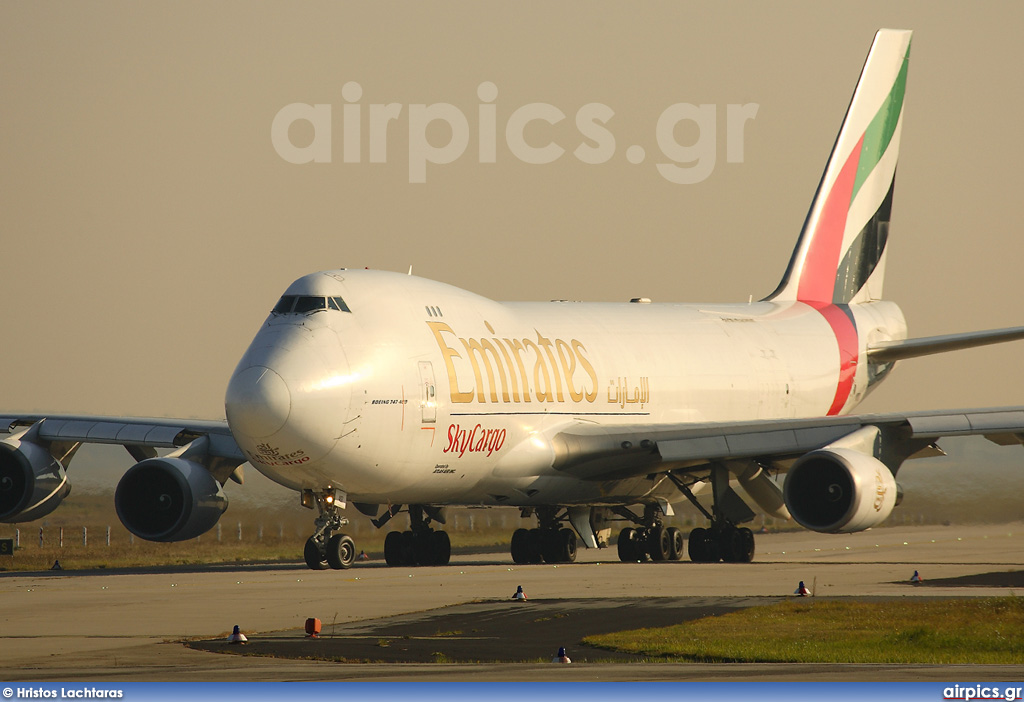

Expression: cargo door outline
xmin=418 ymin=361 xmax=437 ymax=423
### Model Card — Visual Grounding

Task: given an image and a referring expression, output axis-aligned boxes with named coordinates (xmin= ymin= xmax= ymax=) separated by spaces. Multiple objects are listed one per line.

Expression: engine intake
xmin=784 ymin=447 xmax=898 ymax=533
xmin=0 ymin=439 xmax=71 ymax=523
xmin=115 ymin=458 xmax=227 ymax=542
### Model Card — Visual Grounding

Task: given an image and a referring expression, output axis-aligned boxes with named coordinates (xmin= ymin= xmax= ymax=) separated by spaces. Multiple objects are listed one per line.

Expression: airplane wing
xmin=0 ymin=414 xmax=244 ymax=479
xmin=548 ymin=406 xmax=1024 ymax=536
xmin=0 ymin=413 xmax=246 ymax=536
xmin=550 ymin=406 xmax=1024 ymax=482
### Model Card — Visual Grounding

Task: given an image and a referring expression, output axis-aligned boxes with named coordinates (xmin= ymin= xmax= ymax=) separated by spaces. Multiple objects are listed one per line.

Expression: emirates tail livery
xmin=4 ymin=29 xmax=1024 ymax=570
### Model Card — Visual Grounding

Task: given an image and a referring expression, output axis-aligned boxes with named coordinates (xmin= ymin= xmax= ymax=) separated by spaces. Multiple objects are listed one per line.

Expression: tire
xmin=303 ymin=536 xmax=329 ymax=570
xmin=687 ymin=527 xmax=707 ymax=563
xmin=432 ymin=530 xmax=451 ymax=566
xmin=399 ymin=530 xmax=416 ymax=565
xmin=617 ymin=527 xmax=638 ymax=562
xmin=649 ymin=525 xmax=671 ymax=561
xmin=326 ymin=533 xmax=356 ymax=570
xmin=703 ymin=530 xmax=722 ymax=563
xmin=527 ymin=528 xmax=544 ymax=563
xmin=541 ymin=530 xmax=563 ymax=563
xmin=414 ymin=531 xmax=435 ymax=566
xmin=559 ymin=528 xmax=577 ymax=563
xmin=511 ymin=528 xmax=531 ymax=564
xmin=724 ymin=527 xmax=755 ymax=563
xmin=666 ymin=526 xmax=684 ymax=560
xmin=384 ymin=531 xmax=403 ymax=566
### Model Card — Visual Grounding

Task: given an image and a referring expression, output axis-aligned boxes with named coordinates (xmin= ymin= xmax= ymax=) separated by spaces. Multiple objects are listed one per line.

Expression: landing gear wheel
xmin=511 ymin=528 xmax=531 ymax=564
xmin=559 ymin=528 xmax=577 ymax=563
xmin=399 ymin=530 xmax=416 ymax=565
xmin=304 ymin=537 xmax=329 ymax=570
xmin=414 ymin=532 xmax=435 ymax=566
xmin=688 ymin=527 xmax=719 ymax=563
xmin=649 ymin=525 xmax=671 ymax=561
xmin=617 ymin=527 xmax=638 ymax=562
xmin=666 ymin=527 xmax=684 ymax=561
xmin=527 ymin=528 xmax=544 ymax=563
xmin=541 ymin=530 xmax=563 ymax=563
xmin=431 ymin=530 xmax=451 ymax=566
xmin=384 ymin=531 xmax=402 ymax=566
xmin=702 ymin=530 xmax=722 ymax=563
xmin=326 ymin=533 xmax=356 ymax=569
xmin=722 ymin=527 xmax=755 ymax=563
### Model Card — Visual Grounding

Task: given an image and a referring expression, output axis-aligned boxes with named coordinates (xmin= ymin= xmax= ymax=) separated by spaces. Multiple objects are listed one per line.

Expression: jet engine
xmin=0 ymin=438 xmax=71 ymax=523
xmin=783 ymin=448 xmax=899 ymax=533
xmin=115 ymin=458 xmax=227 ymax=542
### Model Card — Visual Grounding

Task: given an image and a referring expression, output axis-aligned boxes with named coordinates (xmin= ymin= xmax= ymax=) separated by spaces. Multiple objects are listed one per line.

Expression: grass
xmin=583 ymin=597 xmax=1024 ymax=664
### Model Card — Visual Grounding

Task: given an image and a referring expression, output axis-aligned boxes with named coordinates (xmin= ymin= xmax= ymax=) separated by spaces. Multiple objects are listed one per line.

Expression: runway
xmin=2 ymin=523 xmax=1023 ymax=681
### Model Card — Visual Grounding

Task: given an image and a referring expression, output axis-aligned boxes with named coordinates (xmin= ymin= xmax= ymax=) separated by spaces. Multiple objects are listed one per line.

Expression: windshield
xmin=272 ymin=295 xmax=351 ymax=315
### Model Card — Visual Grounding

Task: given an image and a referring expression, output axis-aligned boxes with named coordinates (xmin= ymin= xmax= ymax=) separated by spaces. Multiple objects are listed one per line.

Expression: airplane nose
xmin=225 ymin=324 xmax=352 ymax=466
xmin=225 ymin=365 xmax=291 ymax=438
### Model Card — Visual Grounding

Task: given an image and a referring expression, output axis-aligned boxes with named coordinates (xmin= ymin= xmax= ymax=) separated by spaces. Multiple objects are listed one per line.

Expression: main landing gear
xmin=613 ymin=504 xmax=685 ymax=562
xmin=510 ymin=507 xmax=579 ymax=564
xmin=667 ymin=466 xmax=758 ymax=563
xmin=303 ymin=490 xmax=356 ymax=570
xmin=382 ymin=505 xmax=451 ymax=567
xmin=686 ymin=524 xmax=755 ymax=563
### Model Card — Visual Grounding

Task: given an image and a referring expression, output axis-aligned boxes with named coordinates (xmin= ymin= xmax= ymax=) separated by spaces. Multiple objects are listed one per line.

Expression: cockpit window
xmin=328 ymin=296 xmax=351 ymax=312
xmin=294 ymin=296 xmax=327 ymax=314
xmin=272 ymin=295 xmax=352 ymax=315
xmin=272 ymin=295 xmax=297 ymax=314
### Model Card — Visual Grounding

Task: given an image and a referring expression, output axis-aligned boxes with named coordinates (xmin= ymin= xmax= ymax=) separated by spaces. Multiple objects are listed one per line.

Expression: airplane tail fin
xmin=767 ymin=29 xmax=911 ymax=306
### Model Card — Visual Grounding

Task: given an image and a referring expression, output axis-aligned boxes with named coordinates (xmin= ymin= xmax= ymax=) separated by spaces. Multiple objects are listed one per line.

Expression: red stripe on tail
xmin=811 ymin=302 xmax=860 ymax=415
xmin=797 ymin=135 xmax=864 ymax=304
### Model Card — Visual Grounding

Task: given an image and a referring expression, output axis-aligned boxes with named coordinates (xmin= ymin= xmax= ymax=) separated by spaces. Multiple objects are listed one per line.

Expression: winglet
xmin=767 ymin=29 xmax=912 ymax=306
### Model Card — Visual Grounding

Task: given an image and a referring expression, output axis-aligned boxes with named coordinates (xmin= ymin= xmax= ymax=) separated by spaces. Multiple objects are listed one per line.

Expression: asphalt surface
xmin=3 ymin=522 xmax=1024 ymax=681
xmin=187 ymin=596 xmax=780 ymax=663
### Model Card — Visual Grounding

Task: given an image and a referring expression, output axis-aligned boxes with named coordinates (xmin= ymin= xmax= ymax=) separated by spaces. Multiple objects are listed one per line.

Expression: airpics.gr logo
xmin=271 ymin=81 xmax=757 ymax=184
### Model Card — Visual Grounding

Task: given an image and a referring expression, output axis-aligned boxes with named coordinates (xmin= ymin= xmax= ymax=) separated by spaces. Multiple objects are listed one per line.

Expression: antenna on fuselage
xmin=408 ymin=265 xmax=413 ymax=275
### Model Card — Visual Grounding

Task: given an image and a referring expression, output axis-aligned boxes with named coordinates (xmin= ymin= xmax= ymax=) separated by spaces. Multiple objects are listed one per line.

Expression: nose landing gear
xmin=303 ymin=490 xmax=356 ymax=570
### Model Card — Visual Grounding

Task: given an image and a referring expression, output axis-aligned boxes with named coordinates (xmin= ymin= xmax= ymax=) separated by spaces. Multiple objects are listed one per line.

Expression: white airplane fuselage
xmin=224 ymin=269 xmax=908 ymax=508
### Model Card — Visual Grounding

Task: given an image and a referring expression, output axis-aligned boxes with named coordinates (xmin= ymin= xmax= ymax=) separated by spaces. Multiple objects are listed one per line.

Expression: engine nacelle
xmin=0 ymin=438 xmax=71 ymax=523
xmin=783 ymin=448 xmax=899 ymax=533
xmin=115 ymin=458 xmax=227 ymax=542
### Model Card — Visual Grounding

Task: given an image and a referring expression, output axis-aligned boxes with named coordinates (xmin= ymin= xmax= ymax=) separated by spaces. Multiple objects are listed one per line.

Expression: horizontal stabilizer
xmin=867 ymin=326 xmax=1024 ymax=363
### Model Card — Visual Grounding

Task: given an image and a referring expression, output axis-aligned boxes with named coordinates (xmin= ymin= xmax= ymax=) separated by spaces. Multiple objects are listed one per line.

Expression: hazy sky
xmin=3 ymin=2 xmax=1024 ymax=422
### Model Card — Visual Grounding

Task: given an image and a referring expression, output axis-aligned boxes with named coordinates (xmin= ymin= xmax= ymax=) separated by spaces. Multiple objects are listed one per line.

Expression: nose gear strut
xmin=302 ymin=489 xmax=356 ymax=570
